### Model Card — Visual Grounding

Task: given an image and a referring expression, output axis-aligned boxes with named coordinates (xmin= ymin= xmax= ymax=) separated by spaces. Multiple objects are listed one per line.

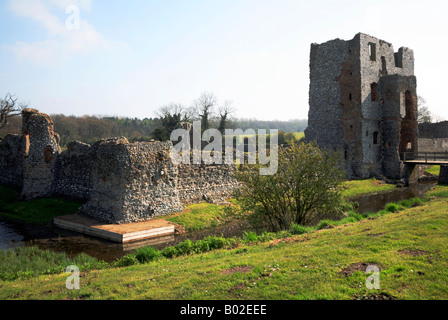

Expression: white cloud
xmin=49 ymin=0 xmax=92 ymax=12
xmin=7 ymin=0 xmax=125 ymax=66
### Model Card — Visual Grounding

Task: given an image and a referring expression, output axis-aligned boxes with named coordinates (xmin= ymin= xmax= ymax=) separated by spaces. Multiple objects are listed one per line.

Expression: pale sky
xmin=1 ymin=0 xmax=447 ymax=121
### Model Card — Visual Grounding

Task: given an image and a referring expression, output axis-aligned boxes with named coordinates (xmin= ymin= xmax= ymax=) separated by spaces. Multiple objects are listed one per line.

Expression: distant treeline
xmin=0 ymin=114 xmax=307 ymax=147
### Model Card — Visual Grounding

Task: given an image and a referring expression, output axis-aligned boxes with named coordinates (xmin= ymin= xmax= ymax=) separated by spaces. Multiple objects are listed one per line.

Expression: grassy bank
xmin=341 ymin=178 xmax=396 ymax=199
xmin=163 ymin=202 xmax=234 ymax=232
xmin=425 ymin=165 xmax=441 ymax=176
xmin=0 ymin=247 xmax=108 ymax=281
xmin=2 ymin=185 xmax=448 ymax=300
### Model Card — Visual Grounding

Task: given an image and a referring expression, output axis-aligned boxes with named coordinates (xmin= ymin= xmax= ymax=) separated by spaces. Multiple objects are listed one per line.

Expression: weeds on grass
xmin=0 ymin=246 xmax=107 ymax=281
xmin=290 ymin=224 xmax=313 ymax=235
xmin=385 ymin=202 xmax=402 ymax=213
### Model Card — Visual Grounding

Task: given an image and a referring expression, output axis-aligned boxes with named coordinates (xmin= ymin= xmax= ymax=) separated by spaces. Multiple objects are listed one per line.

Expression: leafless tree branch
xmin=0 ymin=93 xmax=26 ymax=129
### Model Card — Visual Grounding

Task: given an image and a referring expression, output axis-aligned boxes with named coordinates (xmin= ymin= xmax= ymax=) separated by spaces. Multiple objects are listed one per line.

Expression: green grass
xmin=0 ymin=185 xmax=82 ymax=225
xmin=0 ymin=246 xmax=107 ymax=281
xmin=425 ymin=165 xmax=441 ymax=176
xmin=341 ymin=178 xmax=396 ymax=199
xmin=2 ymin=185 xmax=448 ymax=300
xmin=164 ymin=202 xmax=232 ymax=232
xmin=292 ymin=132 xmax=305 ymax=140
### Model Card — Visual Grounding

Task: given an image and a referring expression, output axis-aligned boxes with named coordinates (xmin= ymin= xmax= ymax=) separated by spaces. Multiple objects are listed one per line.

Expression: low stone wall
xmin=418 ymin=122 xmax=448 ymax=153
xmin=178 ymin=160 xmax=239 ymax=204
xmin=418 ymin=138 xmax=448 ymax=153
xmin=419 ymin=121 xmax=448 ymax=139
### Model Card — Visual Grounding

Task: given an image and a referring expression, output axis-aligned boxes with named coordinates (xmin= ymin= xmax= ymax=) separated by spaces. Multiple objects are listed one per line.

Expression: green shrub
xmin=385 ymin=202 xmax=401 ymax=213
xmin=410 ymin=197 xmax=424 ymax=207
xmin=339 ymin=217 xmax=358 ymax=224
xmin=114 ymin=254 xmax=139 ymax=267
xmin=243 ymin=231 xmax=259 ymax=242
xmin=193 ymin=239 xmax=211 ymax=253
xmin=135 ymin=246 xmax=161 ymax=263
xmin=161 ymin=246 xmax=178 ymax=259
xmin=235 ymin=142 xmax=345 ymax=231
xmin=175 ymin=239 xmax=195 ymax=255
xmin=362 ymin=212 xmax=375 ymax=218
xmin=203 ymin=236 xmax=226 ymax=250
xmin=291 ymin=224 xmax=308 ymax=235
xmin=317 ymin=219 xmax=335 ymax=230
xmin=398 ymin=199 xmax=412 ymax=208
xmin=347 ymin=211 xmax=363 ymax=221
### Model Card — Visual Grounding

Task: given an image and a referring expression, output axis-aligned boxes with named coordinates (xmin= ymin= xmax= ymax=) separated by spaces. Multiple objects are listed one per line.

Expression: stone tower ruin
xmin=305 ymin=33 xmax=418 ymax=180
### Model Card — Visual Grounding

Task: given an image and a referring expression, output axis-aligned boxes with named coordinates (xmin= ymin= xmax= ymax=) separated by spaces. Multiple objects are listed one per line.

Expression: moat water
xmin=0 ymin=181 xmax=438 ymax=263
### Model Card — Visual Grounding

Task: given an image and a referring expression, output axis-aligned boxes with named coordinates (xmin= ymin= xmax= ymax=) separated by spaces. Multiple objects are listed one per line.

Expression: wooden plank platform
xmin=53 ymin=214 xmax=175 ymax=243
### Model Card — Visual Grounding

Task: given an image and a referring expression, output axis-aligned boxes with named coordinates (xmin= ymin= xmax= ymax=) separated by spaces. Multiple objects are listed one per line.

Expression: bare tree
xmin=153 ymin=103 xmax=194 ymax=141
xmin=0 ymin=93 xmax=26 ymax=129
xmin=417 ymin=96 xmax=432 ymax=123
xmin=217 ymin=99 xmax=235 ymax=134
xmin=156 ymin=103 xmax=194 ymax=123
xmin=417 ymin=95 xmax=445 ymax=123
xmin=194 ymin=92 xmax=217 ymax=132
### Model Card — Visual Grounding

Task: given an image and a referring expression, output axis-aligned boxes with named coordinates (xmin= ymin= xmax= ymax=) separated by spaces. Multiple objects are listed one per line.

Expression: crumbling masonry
xmin=305 ymin=33 xmax=419 ymax=180
xmin=0 ymin=109 xmax=239 ymax=224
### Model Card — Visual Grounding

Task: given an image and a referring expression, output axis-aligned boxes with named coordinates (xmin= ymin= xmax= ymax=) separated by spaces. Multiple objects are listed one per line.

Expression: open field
xmin=1 ymin=185 xmax=448 ymax=300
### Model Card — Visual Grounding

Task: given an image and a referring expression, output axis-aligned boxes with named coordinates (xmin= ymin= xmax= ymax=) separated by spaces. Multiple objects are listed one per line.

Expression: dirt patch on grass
xmin=228 ymin=283 xmax=246 ymax=296
xmin=221 ymin=265 xmax=254 ymax=275
xmin=398 ymin=249 xmax=428 ymax=256
xmin=339 ymin=262 xmax=381 ymax=277
xmin=268 ymin=237 xmax=302 ymax=247
xmin=227 ymin=270 xmax=273 ymax=296
xmin=353 ymin=292 xmax=396 ymax=300
xmin=367 ymin=233 xmax=385 ymax=237
xmin=174 ymin=224 xmax=186 ymax=234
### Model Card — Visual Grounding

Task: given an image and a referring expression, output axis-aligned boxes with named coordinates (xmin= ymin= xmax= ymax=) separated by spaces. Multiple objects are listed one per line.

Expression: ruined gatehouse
xmin=305 ymin=33 xmax=419 ymax=180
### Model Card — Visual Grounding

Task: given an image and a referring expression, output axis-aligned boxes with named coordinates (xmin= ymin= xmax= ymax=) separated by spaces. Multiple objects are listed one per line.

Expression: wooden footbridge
xmin=402 ymin=152 xmax=448 ymax=165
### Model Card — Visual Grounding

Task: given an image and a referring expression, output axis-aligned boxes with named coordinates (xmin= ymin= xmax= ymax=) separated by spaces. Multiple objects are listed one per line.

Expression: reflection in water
xmin=0 ymin=217 xmax=250 ymax=263
xmin=0 ymin=181 xmax=438 ymax=262
xmin=0 ymin=221 xmax=24 ymax=250
xmin=352 ymin=181 xmax=436 ymax=214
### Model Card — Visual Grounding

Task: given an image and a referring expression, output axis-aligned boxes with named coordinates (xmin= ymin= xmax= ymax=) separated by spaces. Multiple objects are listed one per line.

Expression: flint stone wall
xmin=78 ymin=138 xmax=184 ymax=224
xmin=21 ymin=109 xmax=61 ymax=200
xmin=53 ymin=141 xmax=97 ymax=201
xmin=177 ymin=151 xmax=239 ymax=204
xmin=418 ymin=121 xmax=448 ymax=153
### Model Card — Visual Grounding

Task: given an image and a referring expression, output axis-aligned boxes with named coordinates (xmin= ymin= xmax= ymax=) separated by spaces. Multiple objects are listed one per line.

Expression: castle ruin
xmin=0 ymin=109 xmax=239 ymax=224
xmin=305 ymin=33 xmax=419 ymax=180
